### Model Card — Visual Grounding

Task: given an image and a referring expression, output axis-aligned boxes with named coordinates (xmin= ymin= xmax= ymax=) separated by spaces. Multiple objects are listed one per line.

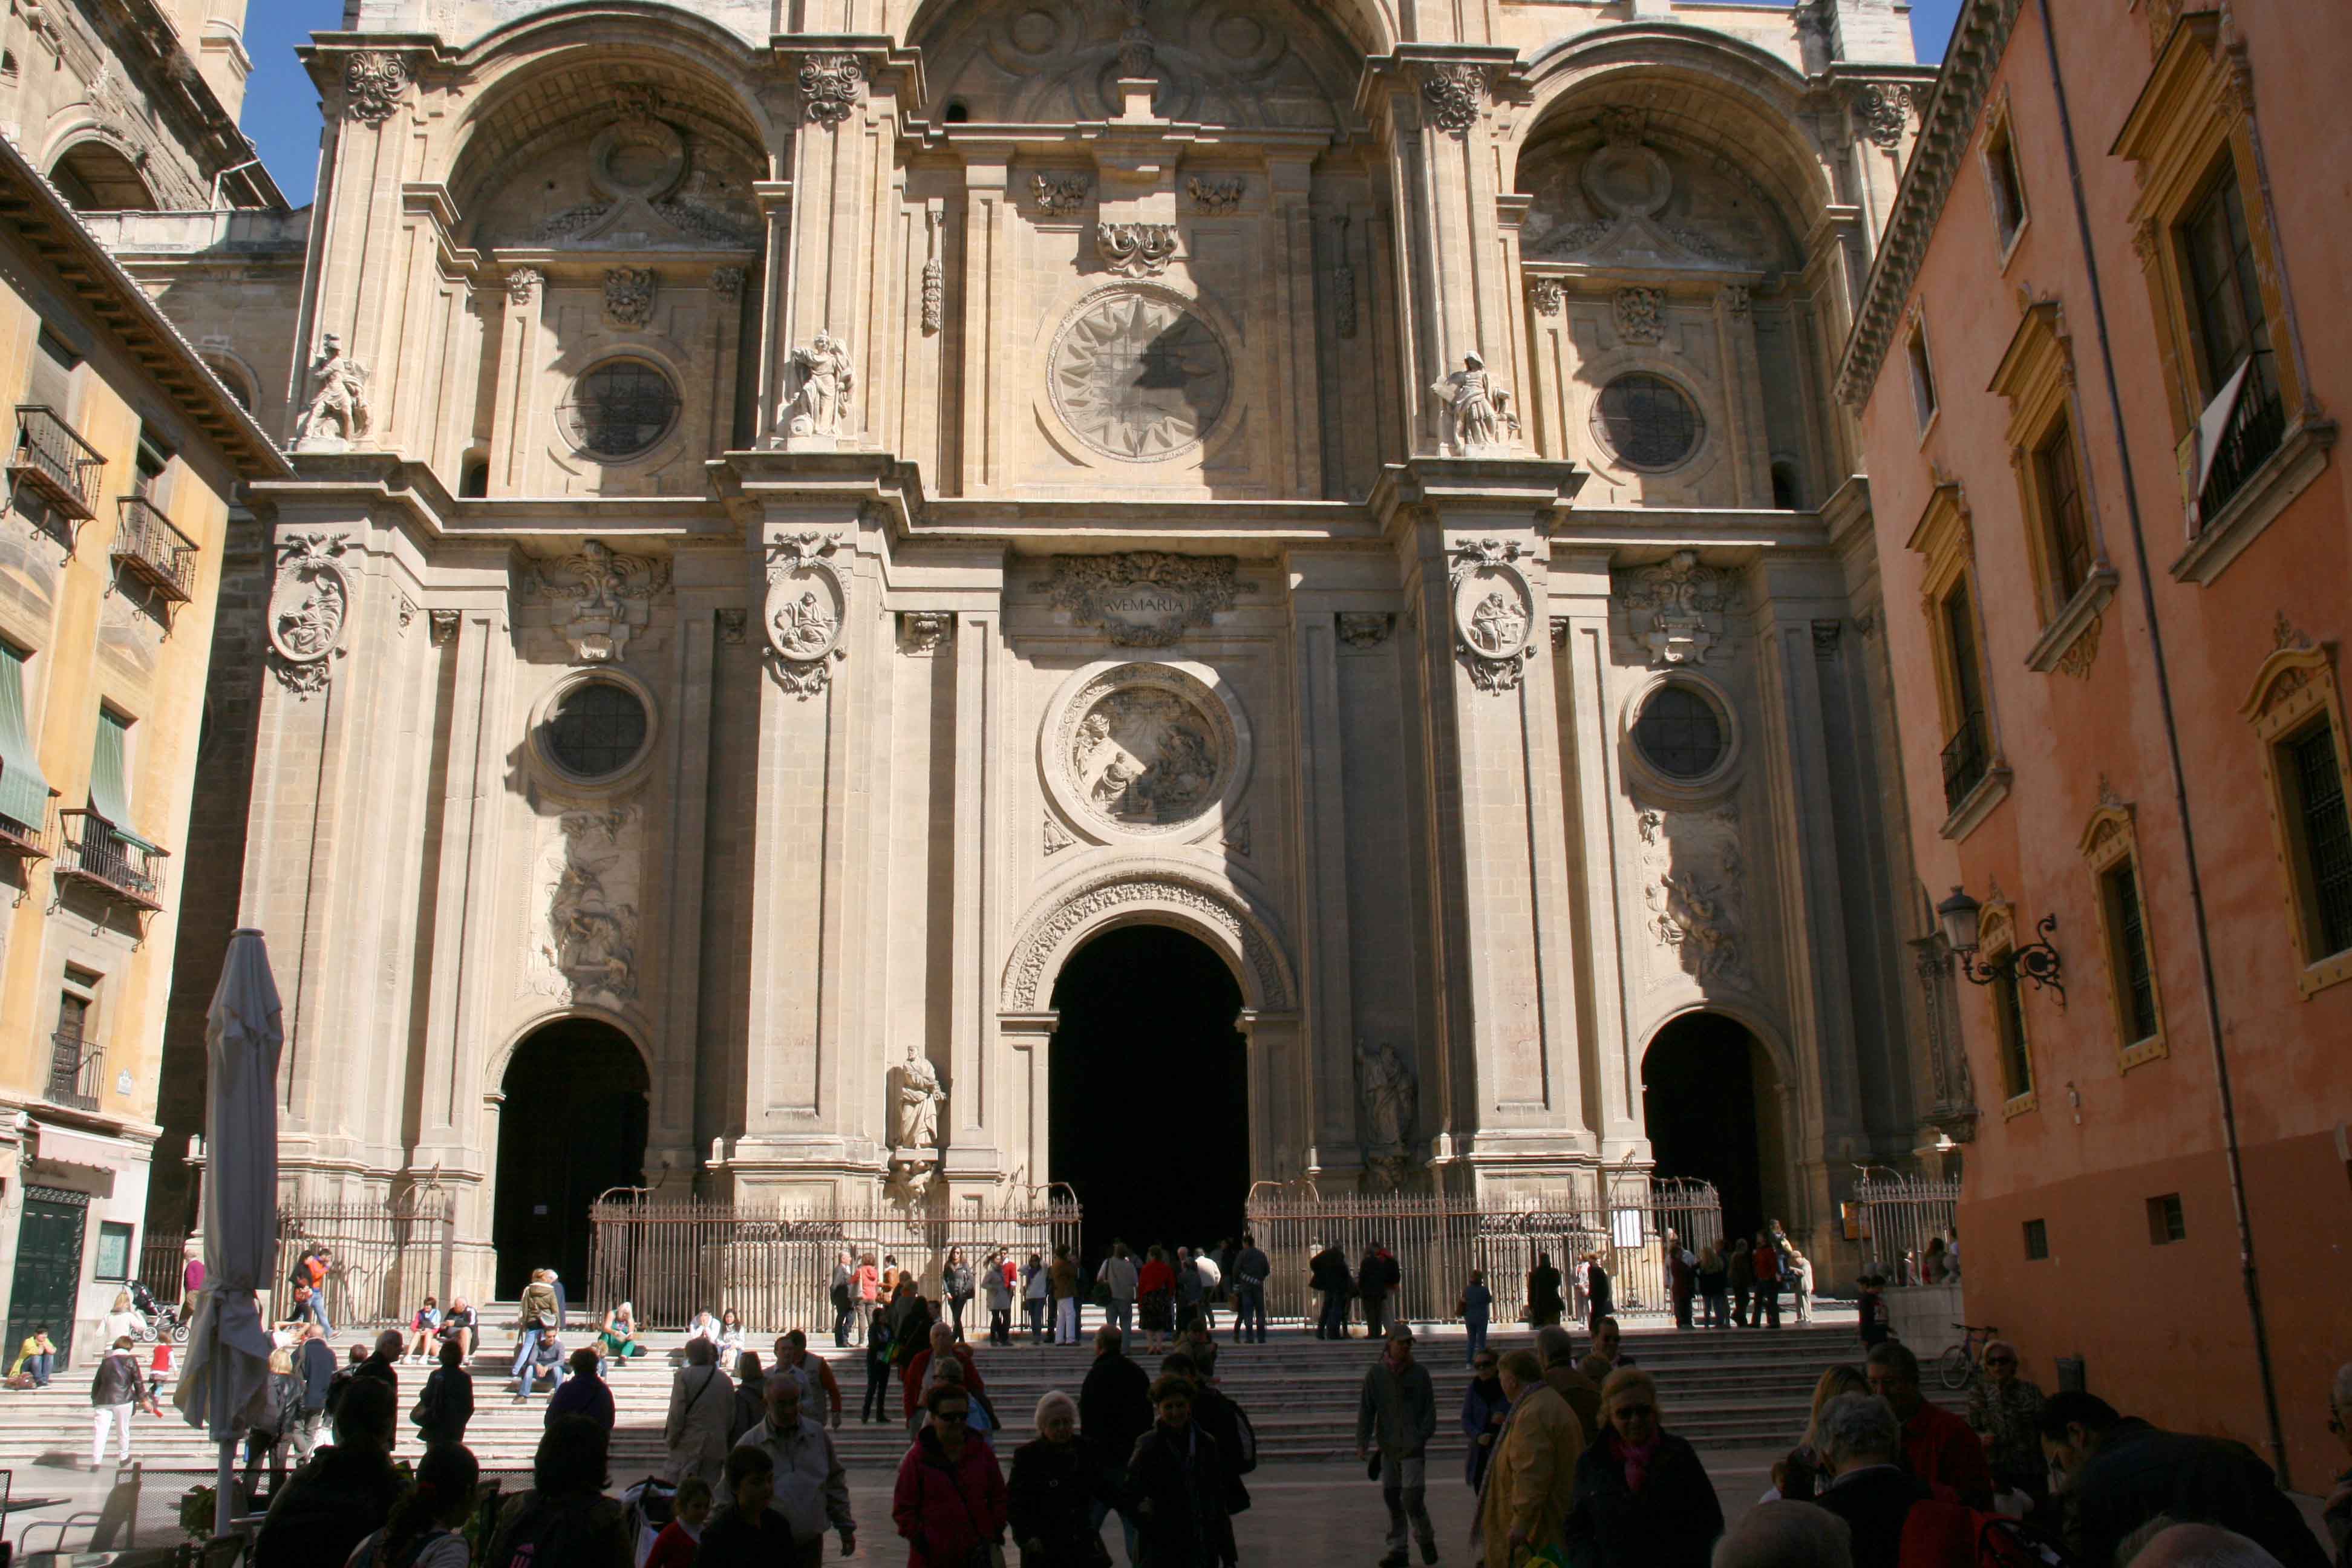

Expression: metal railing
xmin=55 ymin=809 xmax=166 ymax=909
xmin=2198 ymin=375 xmax=2285 ymax=524
xmin=8 ymin=405 xmax=103 ymax=518
xmin=1244 ymin=1175 xmax=1722 ymax=1326
xmin=1940 ymin=708 xmax=1990 ymax=809
xmin=0 ymin=799 xmax=48 ymax=859
xmin=588 ymin=1192 xmax=1084 ymax=1331
xmin=45 ymin=1032 xmax=103 ymax=1112
xmin=112 ymin=495 xmax=197 ymax=601
xmin=1854 ymin=1174 xmax=1962 ymax=1283
xmin=274 ymin=1192 xmax=457 ymax=1333
xmin=140 ymin=1229 xmax=191 ymax=1302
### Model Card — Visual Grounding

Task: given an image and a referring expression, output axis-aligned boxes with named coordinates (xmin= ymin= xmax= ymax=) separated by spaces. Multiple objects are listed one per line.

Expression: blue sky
xmin=235 ymin=0 xmax=1970 ymax=206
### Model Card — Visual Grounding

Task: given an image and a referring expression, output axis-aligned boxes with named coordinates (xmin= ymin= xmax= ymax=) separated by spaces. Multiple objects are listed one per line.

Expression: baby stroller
xmin=620 ymin=1474 xmax=677 ymax=1566
xmin=129 ymin=1280 xmax=191 ymax=1345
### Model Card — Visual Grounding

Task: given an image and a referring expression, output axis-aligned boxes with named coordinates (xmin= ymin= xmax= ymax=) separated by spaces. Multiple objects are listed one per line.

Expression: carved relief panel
xmin=522 ymin=805 xmax=644 ymax=1007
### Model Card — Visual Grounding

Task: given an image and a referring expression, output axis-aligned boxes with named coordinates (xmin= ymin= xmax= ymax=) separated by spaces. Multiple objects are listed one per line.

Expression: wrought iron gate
xmin=273 ymin=1191 xmax=456 ymax=1332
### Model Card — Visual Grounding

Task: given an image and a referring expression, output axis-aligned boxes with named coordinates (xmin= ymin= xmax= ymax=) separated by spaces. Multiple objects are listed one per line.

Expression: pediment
xmin=532 ymin=194 xmax=758 ymax=252
xmin=1535 ymin=214 xmax=1751 ymax=272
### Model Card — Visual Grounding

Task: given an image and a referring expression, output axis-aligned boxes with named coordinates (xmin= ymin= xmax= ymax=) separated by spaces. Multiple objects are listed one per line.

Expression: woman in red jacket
xmin=893 ymin=1382 xmax=1007 ymax=1568
xmin=1135 ymin=1247 xmax=1177 ymax=1356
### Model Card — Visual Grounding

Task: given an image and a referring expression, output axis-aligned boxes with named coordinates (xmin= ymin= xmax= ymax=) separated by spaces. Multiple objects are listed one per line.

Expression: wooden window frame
xmin=1979 ymin=89 xmax=2031 ymax=265
xmin=2080 ymin=801 xmax=2167 ymax=1070
xmin=1979 ymin=900 xmax=2038 ymax=1117
xmin=2114 ymin=12 xmax=2335 ymax=585
xmin=1907 ymin=481 xmax=2009 ymax=838
xmin=2241 ymin=639 xmax=2352 ymax=997
xmin=1990 ymin=301 xmax=2117 ymax=673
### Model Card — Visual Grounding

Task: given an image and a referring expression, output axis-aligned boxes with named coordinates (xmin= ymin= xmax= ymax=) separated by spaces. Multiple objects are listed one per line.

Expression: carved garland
xmin=1001 ymin=871 xmax=1291 ymax=1010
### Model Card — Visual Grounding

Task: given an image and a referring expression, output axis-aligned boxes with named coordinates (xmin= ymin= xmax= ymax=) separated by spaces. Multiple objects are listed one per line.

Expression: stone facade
xmin=143 ymin=0 xmax=1948 ymax=1290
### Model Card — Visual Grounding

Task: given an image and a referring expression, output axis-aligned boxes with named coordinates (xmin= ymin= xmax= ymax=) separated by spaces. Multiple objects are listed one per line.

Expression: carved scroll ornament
xmin=342 ymin=53 xmax=410 ymax=124
xmin=1096 ymin=222 xmax=1178 ymax=278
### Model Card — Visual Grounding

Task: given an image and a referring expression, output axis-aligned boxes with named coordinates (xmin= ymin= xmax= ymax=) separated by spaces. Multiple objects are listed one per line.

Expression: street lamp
xmin=1935 ymin=884 xmax=2066 ymax=1005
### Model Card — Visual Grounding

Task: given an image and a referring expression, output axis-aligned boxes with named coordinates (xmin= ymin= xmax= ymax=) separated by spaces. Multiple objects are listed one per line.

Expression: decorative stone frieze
xmin=764 ymin=532 xmax=848 ymax=699
xmin=898 ymin=610 xmax=952 ymax=656
xmin=798 ymin=54 xmax=864 ymax=126
xmin=920 ymin=211 xmax=946 ymax=334
xmin=1000 ymin=867 xmax=1292 ymax=1010
xmin=342 ymin=53 xmax=410 ymax=124
xmin=1620 ymin=549 xmax=1731 ymax=667
xmin=525 ymin=540 xmax=670 ymax=664
xmin=1419 ymin=62 xmax=1488 ymax=138
xmin=1448 ymin=538 xmax=1538 ymax=694
xmin=1614 ymin=287 xmax=1665 ymax=345
xmin=1637 ymin=805 xmax=1749 ymax=986
xmin=1187 ymin=176 xmax=1243 ymax=214
xmin=1528 ymin=277 xmax=1564 ymax=316
xmin=525 ymin=806 xmax=641 ymax=1004
xmin=269 ymin=531 xmax=354 ymax=699
xmin=1034 ymin=552 xmax=1244 ymax=647
xmin=292 ymin=335 xmax=369 ymax=451
xmin=603 ymin=268 xmax=656 ymax=330
xmin=1095 ymin=222 xmax=1178 ymax=278
xmin=1033 ymin=174 xmax=1089 ymax=215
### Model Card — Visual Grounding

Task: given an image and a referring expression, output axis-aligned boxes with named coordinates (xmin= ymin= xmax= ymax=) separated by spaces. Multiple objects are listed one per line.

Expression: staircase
xmin=0 ymin=1313 xmax=1903 ymax=1472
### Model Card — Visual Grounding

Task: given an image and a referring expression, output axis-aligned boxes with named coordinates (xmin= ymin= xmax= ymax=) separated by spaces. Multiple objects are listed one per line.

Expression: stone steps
xmin=0 ymin=1320 xmax=1908 ymax=1468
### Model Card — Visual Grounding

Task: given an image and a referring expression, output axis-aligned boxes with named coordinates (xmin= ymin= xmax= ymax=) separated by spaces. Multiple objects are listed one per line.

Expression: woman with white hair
xmin=1007 ymin=1390 xmax=1102 ymax=1566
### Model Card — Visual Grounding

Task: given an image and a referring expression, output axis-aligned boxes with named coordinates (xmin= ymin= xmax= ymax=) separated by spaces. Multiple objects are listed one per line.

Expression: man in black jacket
xmin=1161 ymin=1351 xmax=1252 ymax=1517
xmin=253 ymin=1374 xmax=402 ymax=1568
xmin=293 ymin=1323 xmax=337 ymax=1461
xmin=1081 ymin=1327 xmax=1152 ymax=1561
xmin=2037 ymin=1392 xmax=2328 ymax=1568
xmin=1808 ymin=1393 xmax=1930 ymax=1568
xmin=1310 ymin=1241 xmax=1351 ymax=1339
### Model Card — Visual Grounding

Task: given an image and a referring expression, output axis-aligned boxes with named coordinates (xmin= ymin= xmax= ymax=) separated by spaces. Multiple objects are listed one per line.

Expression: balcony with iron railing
xmin=54 ymin=808 xmax=166 ymax=911
xmin=0 ymin=796 xmax=48 ymax=861
xmin=46 ymin=1033 xmax=103 ymax=1113
xmin=111 ymin=494 xmax=197 ymax=602
xmin=2197 ymin=374 xmax=2287 ymax=526
xmin=1941 ymin=708 xmax=1991 ymax=811
xmin=8 ymin=406 xmax=103 ymax=520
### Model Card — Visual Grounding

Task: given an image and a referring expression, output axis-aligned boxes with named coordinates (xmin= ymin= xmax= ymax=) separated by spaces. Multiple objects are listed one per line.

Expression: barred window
xmin=1596 ymin=374 xmax=1700 ymax=470
xmin=545 ymin=682 xmax=648 ymax=779
xmin=559 ymin=361 xmax=679 ymax=460
xmin=1632 ymin=685 xmax=1725 ymax=779
xmin=2287 ymin=722 xmax=2352 ymax=958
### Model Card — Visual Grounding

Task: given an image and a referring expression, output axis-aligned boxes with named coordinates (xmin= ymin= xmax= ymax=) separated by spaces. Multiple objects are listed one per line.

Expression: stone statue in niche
xmin=776 ymin=331 xmax=855 ymax=445
xmin=887 ymin=1048 xmax=946 ymax=1207
xmin=1356 ymin=1039 xmax=1419 ymax=1186
xmin=292 ymin=334 xmax=370 ymax=450
xmin=1429 ymin=353 xmax=1518 ymax=454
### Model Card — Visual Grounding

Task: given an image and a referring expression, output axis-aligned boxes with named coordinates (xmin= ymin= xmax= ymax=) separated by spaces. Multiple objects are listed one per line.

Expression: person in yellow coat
xmin=1478 ymin=1347 xmax=1584 ymax=1566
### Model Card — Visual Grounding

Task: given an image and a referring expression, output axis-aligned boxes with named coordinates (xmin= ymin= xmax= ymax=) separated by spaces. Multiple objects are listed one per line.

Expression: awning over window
xmin=0 ymin=642 xmax=53 ymax=832
xmin=87 ymin=708 xmax=157 ymax=852
xmin=35 ymin=1123 xmax=132 ymax=1173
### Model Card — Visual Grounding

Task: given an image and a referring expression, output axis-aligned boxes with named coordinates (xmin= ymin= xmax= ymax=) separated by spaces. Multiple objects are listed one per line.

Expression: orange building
xmin=1841 ymin=0 xmax=2349 ymax=1486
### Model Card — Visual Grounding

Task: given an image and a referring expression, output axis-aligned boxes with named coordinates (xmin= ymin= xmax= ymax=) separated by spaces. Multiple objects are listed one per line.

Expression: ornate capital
xmin=1336 ymin=611 xmax=1394 ymax=651
xmin=506 ymin=268 xmax=543 ymax=306
xmin=342 ymin=53 xmax=410 ymax=125
xmin=1187 ymin=176 xmax=1243 ymax=215
xmin=1419 ymin=62 xmax=1489 ymax=139
xmin=1719 ymin=283 xmax=1751 ymax=319
xmin=429 ymin=609 xmax=460 ymax=645
xmin=1527 ymin=276 xmax=1564 ymax=317
xmin=1615 ymin=287 xmax=1665 ymax=345
xmin=1851 ymin=81 xmax=1910 ymax=149
xmin=710 ymin=266 xmax=745 ymax=303
xmin=898 ymin=610 xmax=953 ymax=656
xmin=799 ymin=54 xmax=864 ymax=126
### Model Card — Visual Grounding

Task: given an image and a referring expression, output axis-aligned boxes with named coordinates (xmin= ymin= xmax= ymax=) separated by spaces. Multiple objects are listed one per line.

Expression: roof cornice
xmin=1834 ymin=0 xmax=2024 ymax=410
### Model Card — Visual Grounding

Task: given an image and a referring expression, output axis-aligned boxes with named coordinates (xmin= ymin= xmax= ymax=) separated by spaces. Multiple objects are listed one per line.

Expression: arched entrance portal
xmin=492 ymin=1018 xmax=648 ymax=1298
xmin=1048 ymin=926 xmax=1247 ymax=1266
xmin=1642 ymin=1012 xmax=1785 ymax=1244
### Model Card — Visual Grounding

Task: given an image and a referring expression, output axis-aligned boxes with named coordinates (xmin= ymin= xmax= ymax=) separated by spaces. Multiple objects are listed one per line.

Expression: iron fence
xmin=1244 ymin=1175 xmax=1720 ymax=1326
xmin=139 ymin=1230 xmax=190 ymax=1302
xmin=273 ymin=1192 xmax=456 ymax=1332
xmin=588 ymin=1190 xmax=1083 ymax=1331
xmin=1854 ymin=1174 xmax=1961 ymax=1281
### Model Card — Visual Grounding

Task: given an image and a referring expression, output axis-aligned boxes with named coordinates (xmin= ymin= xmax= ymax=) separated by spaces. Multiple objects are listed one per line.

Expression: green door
xmin=7 ymin=1187 xmax=89 ymax=1371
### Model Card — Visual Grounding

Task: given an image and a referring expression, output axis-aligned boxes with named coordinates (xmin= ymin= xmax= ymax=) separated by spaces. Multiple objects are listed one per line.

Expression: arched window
xmin=48 ymin=142 xmax=157 ymax=212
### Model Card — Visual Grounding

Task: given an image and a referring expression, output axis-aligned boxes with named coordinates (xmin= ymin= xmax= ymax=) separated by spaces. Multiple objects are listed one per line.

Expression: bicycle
xmin=1939 ymin=1321 xmax=2000 ymax=1391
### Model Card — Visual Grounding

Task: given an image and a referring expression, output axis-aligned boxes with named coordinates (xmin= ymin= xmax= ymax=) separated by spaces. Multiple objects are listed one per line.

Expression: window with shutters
xmin=0 ymin=639 xmax=50 ymax=852
xmin=2083 ymin=803 xmax=2166 ymax=1068
xmin=1907 ymin=481 xmax=2008 ymax=838
xmin=2242 ymin=642 xmax=2352 ymax=997
xmin=1978 ymin=904 xmax=2037 ymax=1116
xmin=1990 ymin=301 xmax=2115 ymax=667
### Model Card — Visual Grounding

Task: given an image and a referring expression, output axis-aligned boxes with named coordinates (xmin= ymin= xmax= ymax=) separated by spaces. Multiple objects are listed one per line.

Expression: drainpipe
xmin=2033 ymin=0 xmax=2291 ymax=1486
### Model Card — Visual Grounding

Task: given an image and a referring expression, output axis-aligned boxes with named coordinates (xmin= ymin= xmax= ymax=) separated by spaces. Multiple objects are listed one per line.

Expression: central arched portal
xmin=1048 ymin=925 xmax=1248 ymax=1267
xmin=492 ymin=1018 xmax=649 ymax=1298
xmin=1641 ymin=1011 xmax=1786 ymax=1246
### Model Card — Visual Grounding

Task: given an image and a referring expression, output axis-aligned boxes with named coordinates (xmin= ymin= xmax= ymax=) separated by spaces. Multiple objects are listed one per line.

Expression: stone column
xmin=1284 ymin=584 xmax=1353 ymax=1166
xmin=942 ymin=610 xmax=1007 ymax=1195
xmin=489 ymin=274 xmax=540 ymax=494
xmin=995 ymin=1013 xmax=1058 ymax=1200
xmin=1713 ymin=285 xmax=1772 ymax=506
xmin=956 ymin=151 xmax=1013 ymax=493
xmin=1377 ymin=458 xmax=1590 ymax=1197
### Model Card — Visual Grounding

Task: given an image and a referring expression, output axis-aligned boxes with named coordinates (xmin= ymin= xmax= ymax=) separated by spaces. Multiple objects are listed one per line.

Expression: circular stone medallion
xmin=1042 ymin=662 xmax=1251 ymax=843
xmin=1048 ymin=290 xmax=1232 ymax=462
xmin=1452 ymin=566 xmax=1535 ymax=663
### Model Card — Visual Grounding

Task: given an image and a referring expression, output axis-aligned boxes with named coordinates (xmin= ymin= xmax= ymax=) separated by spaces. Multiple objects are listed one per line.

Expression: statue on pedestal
xmin=1429 ymin=353 xmax=1518 ymax=454
xmin=293 ymin=334 xmax=371 ymax=450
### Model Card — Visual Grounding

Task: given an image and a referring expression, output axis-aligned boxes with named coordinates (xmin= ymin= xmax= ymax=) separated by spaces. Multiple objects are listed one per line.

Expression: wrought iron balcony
xmin=8 ymin=406 xmax=103 ymax=520
xmin=54 ymin=809 xmax=166 ymax=911
xmin=1941 ymin=708 xmax=1991 ymax=811
xmin=111 ymin=495 xmax=197 ymax=603
xmin=0 ymin=800 xmax=48 ymax=861
xmin=46 ymin=1033 xmax=102 ymax=1113
xmin=2198 ymin=376 xmax=2286 ymax=526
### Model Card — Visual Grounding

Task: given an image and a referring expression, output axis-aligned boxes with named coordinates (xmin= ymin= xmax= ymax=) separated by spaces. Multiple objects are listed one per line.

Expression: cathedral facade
xmin=143 ymin=0 xmax=1962 ymax=1295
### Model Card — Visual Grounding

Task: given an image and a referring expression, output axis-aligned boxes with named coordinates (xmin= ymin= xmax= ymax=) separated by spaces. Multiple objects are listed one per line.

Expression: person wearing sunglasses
xmin=893 ymin=1382 xmax=1008 ymax=1568
xmin=1964 ymin=1339 xmax=2047 ymax=1511
xmin=1563 ymin=1367 xmax=1722 ymax=1568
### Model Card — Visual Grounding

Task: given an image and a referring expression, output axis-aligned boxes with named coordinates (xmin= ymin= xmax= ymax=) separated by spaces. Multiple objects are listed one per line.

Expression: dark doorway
xmin=1048 ymin=925 xmax=1247 ymax=1270
xmin=492 ymin=1019 xmax=648 ymax=1298
xmin=1642 ymin=1012 xmax=1776 ymax=1244
xmin=7 ymin=1187 xmax=89 ymax=1371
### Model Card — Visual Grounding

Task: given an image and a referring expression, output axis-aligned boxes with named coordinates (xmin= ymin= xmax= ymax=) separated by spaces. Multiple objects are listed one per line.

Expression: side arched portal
xmin=491 ymin=1016 xmax=649 ymax=1297
xmin=1641 ymin=1010 xmax=1788 ymax=1246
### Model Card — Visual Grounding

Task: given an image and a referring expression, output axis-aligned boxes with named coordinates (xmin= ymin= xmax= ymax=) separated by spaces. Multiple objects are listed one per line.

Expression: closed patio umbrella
xmin=174 ymin=928 xmax=283 ymax=1536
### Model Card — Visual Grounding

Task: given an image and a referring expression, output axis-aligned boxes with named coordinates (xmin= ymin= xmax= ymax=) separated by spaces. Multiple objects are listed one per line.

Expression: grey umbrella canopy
xmin=174 ymin=928 xmax=283 ymax=1535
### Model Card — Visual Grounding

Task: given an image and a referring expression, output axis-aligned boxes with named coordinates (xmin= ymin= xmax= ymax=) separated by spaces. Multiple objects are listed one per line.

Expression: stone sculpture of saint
xmin=1430 ymin=351 xmax=1509 ymax=452
xmin=293 ymin=333 xmax=371 ymax=445
xmin=773 ymin=590 xmax=836 ymax=659
xmin=1470 ymin=589 xmax=1526 ymax=656
xmin=895 ymin=1050 xmax=945 ymax=1152
xmin=783 ymin=330 xmax=855 ymax=436
xmin=1355 ymin=1039 xmax=1417 ymax=1154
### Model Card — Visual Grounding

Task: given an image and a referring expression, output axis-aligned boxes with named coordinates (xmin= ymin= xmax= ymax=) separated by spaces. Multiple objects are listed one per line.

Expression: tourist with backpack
xmin=342 ymin=1440 xmax=479 ymax=1568
xmin=509 ymin=1268 xmax=561 ymax=1396
xmin=485 ymin=1414 xmax=634 ymax=1567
